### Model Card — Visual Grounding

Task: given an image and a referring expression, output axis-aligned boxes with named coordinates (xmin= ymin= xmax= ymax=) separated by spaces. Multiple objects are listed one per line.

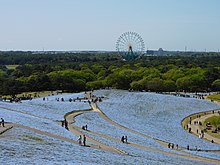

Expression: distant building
xmin=146 ymin=48 xmax=165 ymax=56
xmin=146 ymin=50 xmax=154 ymax=55
xmin=158 ymin=48 xmax=164 ymax=56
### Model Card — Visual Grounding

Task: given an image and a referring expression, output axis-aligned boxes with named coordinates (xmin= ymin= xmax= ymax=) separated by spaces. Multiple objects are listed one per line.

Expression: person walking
xmin=83 ymin=135 xmax=86 ymax=146
xmin=61 ymin=120 xmax=64 ymax=127
xmin=171 ymin=143 xmax=174 ymax=149
xmin=64 ymin=119 xmax=68 ymax=130
xmin=121 ymin=136 xmax=125 ymax=143
xmin=1 ymin=118 xmax=4 ymax=127
xmin=78 ymin=135 xmax=82 ymax=145
xmin=124 ymin=136 xmax=128 ymax=143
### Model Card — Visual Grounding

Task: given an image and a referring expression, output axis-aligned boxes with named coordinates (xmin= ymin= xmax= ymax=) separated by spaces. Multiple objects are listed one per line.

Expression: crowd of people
xmin=183 ymin=110 xmax=219 ymax=146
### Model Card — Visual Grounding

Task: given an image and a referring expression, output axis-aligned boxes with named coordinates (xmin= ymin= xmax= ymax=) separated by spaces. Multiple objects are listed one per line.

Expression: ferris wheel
xmin=116 ymin=32 xmax=145 ymax=60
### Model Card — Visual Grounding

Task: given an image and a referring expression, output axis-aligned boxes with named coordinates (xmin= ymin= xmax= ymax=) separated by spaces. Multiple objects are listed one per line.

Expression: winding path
xmin=64 ymin=109 xmax=127 ymax=155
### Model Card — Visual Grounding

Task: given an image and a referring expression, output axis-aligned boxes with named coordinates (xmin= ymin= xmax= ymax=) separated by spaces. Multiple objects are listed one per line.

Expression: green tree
xmin=163 ymin=80 xmax=176 ymax=92
xmin=212 ymin=79 xmax=220 ymax=91
xmin=176 ymin=76 xmax=191 ymax=91
xmin=86 ymin=80 xmax=104 ymax=90
xmin=146 ymin=78 xmax=164 ymax=92
xmin=163 ymin=68 xmax=185 ymax=81
xmin=91 ymin=64 xmax=104 ymax=74
xmin=130 ymin=80 xmax=143 ymax=91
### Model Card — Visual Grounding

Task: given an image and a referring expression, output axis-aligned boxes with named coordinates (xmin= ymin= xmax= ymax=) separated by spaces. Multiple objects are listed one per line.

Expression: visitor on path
xmin=187 ymin=145 xmax=189 ymax=150
xmin=64 ymin=119 xmax=68 ymax=130
xmin=83 ymin=135 xmax=86 ymax=146
xmin=124 ymin=136 xmax=128 ymax=143
xmin=168 ymin=143 xmax=171 ymax=148
xmin=188 ymin=127 xmax=191 ymax=133
xmin=171 ymin=143 xmax=174 ymax=149
xmin=82 ymin=125 xmax=88 ymax=130
xmin=121 ymin=136 xmax=125 ymax=143
xmin=61 ymin=120 xmax=64 ymax=127
xmin=78 ymin=135 xmax=82 ymax=145
xmin=176 ymin=144 xmax=178 ymax=150
xmin=0 ymin=118 xmax=5 ymax=127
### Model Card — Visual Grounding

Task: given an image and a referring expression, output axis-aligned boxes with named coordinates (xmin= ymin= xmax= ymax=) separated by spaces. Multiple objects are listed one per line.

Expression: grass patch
xmin=16 ymin=91 xmax=53 ymax=97
xmin=1 ymin=91 xmax=55 ymax=99
xmin=204 ymin=116 xmax=220 ymax=129
xmin=182 ymin=111 xmax=220 ymax=141
xmin=207 ymin=94 xmax=220 ymax=101
xmin=24 ymin=135 xmax=44 ymax=142
xmin=6 ymin=65 xmax=19 ymax=70
xmin=204 ymin=116 xmax=220 ymax=139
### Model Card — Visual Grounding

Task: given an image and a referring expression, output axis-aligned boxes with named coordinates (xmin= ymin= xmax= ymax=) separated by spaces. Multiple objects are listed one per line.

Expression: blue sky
xmin=0 ymin=0 xmax=219 ymax=51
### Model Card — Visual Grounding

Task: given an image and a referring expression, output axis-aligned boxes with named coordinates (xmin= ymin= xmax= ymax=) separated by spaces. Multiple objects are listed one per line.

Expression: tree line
xmin=0 ymin=52 xmax=220 ymax=96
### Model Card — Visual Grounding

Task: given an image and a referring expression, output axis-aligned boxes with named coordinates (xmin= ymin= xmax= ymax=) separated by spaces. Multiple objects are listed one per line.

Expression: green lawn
xmin=182 ymin=111 xmax=220 ymax=140
xmin=205 ymin=116 xmax=220 ymax=128
xmin=6 ymin=65 xmax=19 ymax=70
xmin=24 ymin=135 xmax=44 ymax=142
xmin=204 ymin=116 xmax=220 ymax=139
xmin=207 ymin=94 xmax=220 ymax=101
xmin=1 ymin=91 xmax=55 ymax=99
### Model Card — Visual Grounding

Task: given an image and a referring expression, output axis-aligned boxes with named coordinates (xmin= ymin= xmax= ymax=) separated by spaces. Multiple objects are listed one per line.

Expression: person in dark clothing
xmin=83 ymin=135 xmax=86 ymax=146
xmin=78 ymin=135 xmax=82 ymax=145
xmin=124 ymin=136 xmax=128 ymax=143
xmin=1 ymin=118 xmax=4 ymax=127
xmin=171 ymin=143 xmax=174 ymax=149
xmin=61 ymin=120 xmax=64 ymax=127
xmin=121 ymin=136 xmax=125 ymax=143
xmin=188 ymin=127 xmax=191 ymax=133
xmin=64 ymin=119 xmax=68 ymax=130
